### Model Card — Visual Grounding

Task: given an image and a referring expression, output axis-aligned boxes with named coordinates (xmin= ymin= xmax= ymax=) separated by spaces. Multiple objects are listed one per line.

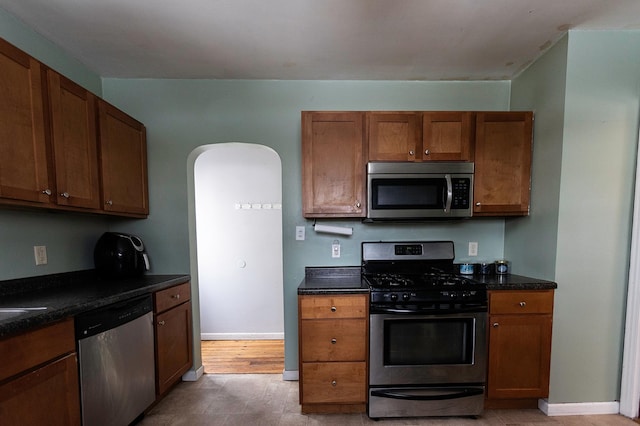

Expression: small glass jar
xmin=479 ymin=262 xmax=494 ymax=275
xmin=459 ymin=263 xmax=474 ymax=275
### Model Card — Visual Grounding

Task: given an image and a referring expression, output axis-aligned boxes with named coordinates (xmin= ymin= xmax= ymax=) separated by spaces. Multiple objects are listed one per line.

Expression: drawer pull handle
xmin=331 ymin=380 xmax=337 ymax=387
xmin=492 ymin=322 xmax=499 ymax=328
xmin=158 ymin=320 xmax=166 ymax=326
xmin=172 ymin=294 xmax=181 ymax=300
xmin=331 ymin=338 xmax=337 ymax=344
xmin=330 ymin=306 xmax=337 ymax=312
xmin=519 ymin=301 xmax=526 ymax=307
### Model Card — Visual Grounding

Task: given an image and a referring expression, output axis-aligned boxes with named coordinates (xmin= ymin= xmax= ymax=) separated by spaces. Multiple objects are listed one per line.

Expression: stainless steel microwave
xmin=366 ymin=162 xmax=474 ymax=221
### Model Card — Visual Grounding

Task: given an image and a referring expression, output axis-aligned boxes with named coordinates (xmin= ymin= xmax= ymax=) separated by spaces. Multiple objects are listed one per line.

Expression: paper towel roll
xmin=313 ymin=224 xmax=353 ymax=236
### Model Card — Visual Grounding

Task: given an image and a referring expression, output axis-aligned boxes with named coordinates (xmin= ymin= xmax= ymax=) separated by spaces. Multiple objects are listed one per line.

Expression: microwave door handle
xmin=444 ymin=174 xmax=452 ymax=213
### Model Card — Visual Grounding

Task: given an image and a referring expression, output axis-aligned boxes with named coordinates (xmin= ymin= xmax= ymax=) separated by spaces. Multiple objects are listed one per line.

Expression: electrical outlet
xmin=34 ymin=245 xmax=47 ymax=265
xmin=332 ymin=242 xmax=341 ymax=258
xmin=468 ymin=242 xmax=478 ymax=257
xmin=295 ymin=226 xmax=305 ymax=241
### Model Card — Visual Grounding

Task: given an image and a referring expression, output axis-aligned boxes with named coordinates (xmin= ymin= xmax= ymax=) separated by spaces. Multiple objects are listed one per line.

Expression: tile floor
xmin=140 ymin=374 xmax=638 ymax=426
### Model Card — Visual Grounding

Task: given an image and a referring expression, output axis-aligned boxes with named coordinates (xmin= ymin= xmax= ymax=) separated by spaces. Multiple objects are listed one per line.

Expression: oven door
xmin=369 ymin=311 xmax=487 ymax=386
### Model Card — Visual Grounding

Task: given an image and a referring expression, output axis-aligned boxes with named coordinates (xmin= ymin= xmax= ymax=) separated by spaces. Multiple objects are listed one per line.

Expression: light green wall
xmin=512 ymin=31 xmax=640 ymax=404
xmin=101 ymin=78 xmax=511 ymax=371
xmin=508 ymin=35 xmax=566 ymax=280
xmin=552 ymin=30 xmax=640 ymax=403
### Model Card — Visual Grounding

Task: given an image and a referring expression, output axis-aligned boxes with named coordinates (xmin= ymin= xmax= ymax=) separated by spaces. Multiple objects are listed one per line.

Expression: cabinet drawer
xmin=301 ymin=362 xmax=366 ymax=404
xmin=155 ymin=282 xmax=191 ymax=313
xmin=299 ymin=295 xmax=367 ymax=319
xmin=489 ymin=290 xmax=554 ymax=315
xmin=0 ymin=318 xmax=75 ymax=382
xmin=300 ymin=319 xmax=367 ymax=362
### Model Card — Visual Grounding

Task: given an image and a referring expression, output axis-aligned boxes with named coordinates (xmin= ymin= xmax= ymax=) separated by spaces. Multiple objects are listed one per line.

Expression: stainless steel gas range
xmin=362 ymin=241 xmax=488 ymax=419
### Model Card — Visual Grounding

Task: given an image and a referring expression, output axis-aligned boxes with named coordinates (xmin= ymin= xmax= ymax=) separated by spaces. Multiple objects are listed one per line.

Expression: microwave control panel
xmin=451 ymin=178 xmax=471 ymax=209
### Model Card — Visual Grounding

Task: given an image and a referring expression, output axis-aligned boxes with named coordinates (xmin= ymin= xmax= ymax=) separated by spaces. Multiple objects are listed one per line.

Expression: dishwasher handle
xmin=75 ymin=294 xmax=153 ymax=340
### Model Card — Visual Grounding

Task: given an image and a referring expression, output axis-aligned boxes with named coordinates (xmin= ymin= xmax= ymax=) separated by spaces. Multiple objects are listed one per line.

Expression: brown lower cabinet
xmin=154 ymin=282 xmax=193 ymax=396
xmin=0 ymin=319 xmax=81 ymax=425
xmin=298 ymin=294 xmax=368 ymax=413
xmin=485 ymin=290 xmax=554 ymax=408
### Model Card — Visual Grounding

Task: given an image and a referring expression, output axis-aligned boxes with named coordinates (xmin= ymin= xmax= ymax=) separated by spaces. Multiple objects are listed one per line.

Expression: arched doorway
xmin=186 ymin=143 xmax=284 ymax=377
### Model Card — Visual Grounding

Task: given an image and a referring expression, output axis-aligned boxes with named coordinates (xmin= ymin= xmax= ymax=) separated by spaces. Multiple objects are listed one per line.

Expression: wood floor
xmin=201 ymin=340 xmax=284 ymax=374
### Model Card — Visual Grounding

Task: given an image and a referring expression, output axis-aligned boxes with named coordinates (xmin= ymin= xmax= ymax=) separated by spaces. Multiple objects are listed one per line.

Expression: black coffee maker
xmin=94 ymin=232 xmax=150 ymax=278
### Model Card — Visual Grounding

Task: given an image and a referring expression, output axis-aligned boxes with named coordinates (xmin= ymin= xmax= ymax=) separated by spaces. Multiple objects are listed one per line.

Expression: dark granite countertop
xmin=298 ymin=266 xmax=368 ymax=295
xmin=297 ymin=266 xmax=556 ymax=295
xmin=0 ymin=270 xmax=190 ymax=339
xmin=469 ymin=273 xmax=557 ymax=290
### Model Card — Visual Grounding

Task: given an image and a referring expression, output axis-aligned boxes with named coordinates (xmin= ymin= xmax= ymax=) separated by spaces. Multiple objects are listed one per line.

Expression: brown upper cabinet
xmin=0 ymin=37 xmax=148 ymax=218
xmin=98 ymin=100 xmax=149 ymax=217
xmin=302 ymin=111 xmax=366 ymax=218
xmin=367 ymin=111 xmax=473 ymax=162
xmin=47 ymin=69 xmax=101 ymax=210
xmin=473 ymin=112 xmax=533 ymax=216
xmin=367 ymin=112 xmax=420 ymax=161
xmin=0 ymin=39 xmax=51 ymax=205
xmin=422 ymin=111 xmax=473 ymax=161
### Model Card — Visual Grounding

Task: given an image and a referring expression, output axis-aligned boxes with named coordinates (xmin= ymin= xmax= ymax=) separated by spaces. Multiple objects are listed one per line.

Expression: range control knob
xmin=390 ymin=293 xmax=398 ymax=301
xmin=449 ymin=291 xmax=457 ymax=298
xmin=402 ymin=293 xmax=410 ymax=301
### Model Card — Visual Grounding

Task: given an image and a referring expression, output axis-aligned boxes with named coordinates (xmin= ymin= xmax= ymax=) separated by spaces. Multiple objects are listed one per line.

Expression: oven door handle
xmin=371 ymin=387 xmax=484 ymax=401
xmin=370 ymin=305 xmax=487 ymax=314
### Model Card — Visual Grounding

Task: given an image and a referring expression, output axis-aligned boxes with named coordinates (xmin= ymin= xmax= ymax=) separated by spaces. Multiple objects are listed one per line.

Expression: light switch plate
xmin=34 ymin=245 xmax=47 ymax=265
xmin=295 ymin=226 xmax=305 ymax=241
xmin=468 ymin=242 xmax=478 ymax=257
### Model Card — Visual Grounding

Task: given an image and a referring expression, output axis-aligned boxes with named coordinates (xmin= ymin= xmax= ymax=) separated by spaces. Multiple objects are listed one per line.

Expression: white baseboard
xmin=539 ymin=399 xmax=620 ymax=416
xmin=283 ymin=369 xmax=299 ymax=381
xmin=201 ymin=332 xmax=284 ymax=340
xmin=182 ymin=365 xmax=205 ymax=382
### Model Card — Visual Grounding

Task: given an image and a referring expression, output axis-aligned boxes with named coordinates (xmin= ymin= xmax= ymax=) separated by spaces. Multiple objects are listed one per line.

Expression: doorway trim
xmin=620 ymin=134 xmax=640 ymax=418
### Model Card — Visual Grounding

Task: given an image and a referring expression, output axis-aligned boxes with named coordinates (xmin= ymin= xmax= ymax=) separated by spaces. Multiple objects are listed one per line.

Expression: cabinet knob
xmin=519 ymin=301 xmax=526 ymax=307
xmin=106 ymin=200 xmax=113 ymax=206
xmin=331 ymin=338 xmax=337 ymax=344
xmin=355 ymin=201 xmax=361 ymax=209
xmin=331 ymin=380 xmax=337 ymax=387
xmin=158 ymin=320 xmax=166 ymax=326
xmin=475 ymin=202 xmax=481 ymax=206
xmin=330 ymin=306 xmax=337 ymax=312
xmin=172 ymin=294 xmax=181 ymax=300
xmin=424 ymin=149 xmax=430 ymax=155
xmin=492 ymin=322 xmax=499 ymax=328
xmin=409 ymin=150 xmax=415 ymax=156
xmin=42 ymin=189 xmax=52 ymax=196
xmin=60 ymin=192 xmax=70 ymax=198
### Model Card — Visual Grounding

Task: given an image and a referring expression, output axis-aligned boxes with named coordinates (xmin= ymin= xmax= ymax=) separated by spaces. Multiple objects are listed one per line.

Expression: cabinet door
xmin=155 ymin=301 xmax=193 ymax=395
xmin=302 ymin=111 xmax=366 ymax=217
xmin=98 ymin=100 xmax=149 ymax=216
xmin=487 ymin=314 xmax=552 ymax=399
xmin=47 ymin=70 xmax=100 ymax=209
xmin=422 ymin=111 xmax=473 ymax=161
xmin=368 ymin=112 xmax=420 ymax=161
xmin=474 ymin=112 xmax=533 ymax=216
xmin=0 ymin=353 xmax=81 ymax=426
xmin=0 ymin=39 xmax=51 ymax=204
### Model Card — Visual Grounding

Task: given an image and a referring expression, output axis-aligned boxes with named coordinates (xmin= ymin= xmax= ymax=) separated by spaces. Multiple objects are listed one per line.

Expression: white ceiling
xmin=2 ymin=0 xmax=640 ymax=80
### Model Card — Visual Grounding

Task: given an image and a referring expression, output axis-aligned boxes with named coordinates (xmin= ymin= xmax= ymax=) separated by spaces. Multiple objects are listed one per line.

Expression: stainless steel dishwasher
xmin=75 ymin=294 xmax=155 ymax=426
